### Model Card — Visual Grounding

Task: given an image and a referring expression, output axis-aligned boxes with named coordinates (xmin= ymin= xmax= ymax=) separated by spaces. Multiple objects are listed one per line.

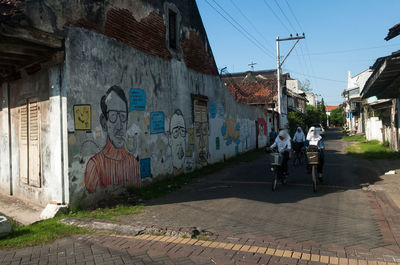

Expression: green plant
xmin=0 ymin=217 xmax=92 ymax=250
xmin=288 ymin=111 xmax=304 ymax=137
xmin=347 ymin=140 xmax=400 ymax=160
xmin=342 ymin=135 xmax=366 ymax=142
xmin=67 ymin=205 xmax=145 ymax=222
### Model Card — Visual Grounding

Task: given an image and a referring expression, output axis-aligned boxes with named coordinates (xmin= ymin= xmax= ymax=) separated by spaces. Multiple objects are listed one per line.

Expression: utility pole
xmin=248 ymin=62 xmax=257 ymax=72
xmin=276 ymin=33 xmax=305 ymax=129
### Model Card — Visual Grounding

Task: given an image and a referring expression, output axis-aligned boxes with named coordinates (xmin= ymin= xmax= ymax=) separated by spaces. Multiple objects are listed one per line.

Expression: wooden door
xmin=19 ymin=99 xmax=41 ymax=187
xmin=194 ymin=100 xmax=208 ymax=166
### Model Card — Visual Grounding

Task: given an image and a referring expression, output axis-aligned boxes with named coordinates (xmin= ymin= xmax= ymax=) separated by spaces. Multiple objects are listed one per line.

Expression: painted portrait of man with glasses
xmin=169 ymin=109 xmax=187 ymax=175
xmin=84 ymin=85 xmax=141 ymax=193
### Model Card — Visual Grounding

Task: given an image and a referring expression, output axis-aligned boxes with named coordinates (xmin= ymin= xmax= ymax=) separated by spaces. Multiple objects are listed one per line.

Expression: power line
xmin=262 ymin=0 xmax=291 ymax=33
xmin=273 ymin=0 xmax=297 ymax=33
xmin=204 ymin=0 xmax=275 ymax=59
xmin=284 ymin=68 xmax=346 ymax=83
xmin=229 ymin=0 xmax=275 ymax=53
xmin=297 ymin=43 xmax=400 ymax=56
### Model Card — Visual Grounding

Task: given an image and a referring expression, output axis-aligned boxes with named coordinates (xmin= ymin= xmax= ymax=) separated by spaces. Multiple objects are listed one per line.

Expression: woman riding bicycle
xmin=269 ymin=130 xmax=291 ymax=175
xmin=306 ymin=126 xmax=325 ymax=181
xmin=292 ymin=127 xmax=305 ymax=164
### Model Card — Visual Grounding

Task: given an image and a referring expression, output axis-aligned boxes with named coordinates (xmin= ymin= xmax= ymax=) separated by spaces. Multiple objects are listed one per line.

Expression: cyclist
xmin=306 ymin=126 xmax=325 ymax=181
xmin=269 ymin=130 xmax=291 ymax=175
xmin=292 ymin=127 xmax=305 ymax=163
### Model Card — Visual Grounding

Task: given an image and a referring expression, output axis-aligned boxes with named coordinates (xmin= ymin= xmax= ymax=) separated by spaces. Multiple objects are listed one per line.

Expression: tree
xmin=299 ymin=79 xmax=312 ymax=92
xmin=329 ymin=106 xmax=345 ymax=127
xmin=320 ymin=98 xmax=327 ymax=128
xmin=288 ymin=111 xmax=304 ymax=137
xmin=304 ymin=105 xmax=321 ymax=128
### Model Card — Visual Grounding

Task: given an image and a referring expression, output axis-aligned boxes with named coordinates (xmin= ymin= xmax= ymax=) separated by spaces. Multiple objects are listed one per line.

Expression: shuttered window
xmin=19 ymin=99 xmax=41 ymax=187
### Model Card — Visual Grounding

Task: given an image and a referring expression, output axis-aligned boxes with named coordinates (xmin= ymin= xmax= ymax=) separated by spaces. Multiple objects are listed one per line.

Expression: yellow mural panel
xmin=74 ymin=105 xmax=91 ymax=130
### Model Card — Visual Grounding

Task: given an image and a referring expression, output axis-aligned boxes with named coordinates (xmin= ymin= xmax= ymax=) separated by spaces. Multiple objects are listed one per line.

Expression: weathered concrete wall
xmin=366 ymin=117 xmax=383 ymax=142
xmin=65 ymin=28 xmax=268 ymax=206
xmin=0 ymin=83 xmax=11 ymax=196
xmin=0 ymin=66 xmax=68 ymax=207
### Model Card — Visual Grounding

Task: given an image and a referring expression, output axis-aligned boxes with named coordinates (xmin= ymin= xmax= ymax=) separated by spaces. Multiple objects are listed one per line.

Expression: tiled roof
xmin=0 ymin=0 xmax=23 ymax=17
xmin=385 ymin=23 xmax=400 ymax=41
xmin=325 ymin=106 xmax=339 ymax=111
xmin=224 ymin=79 xmax=277 ymax=105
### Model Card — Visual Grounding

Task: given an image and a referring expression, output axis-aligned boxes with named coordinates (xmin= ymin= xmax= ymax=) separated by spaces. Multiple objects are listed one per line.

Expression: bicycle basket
xmin=306 ymin=152 xmax=319 ymax=164
xmin=270 ymin=153 xmax=282 ymax=165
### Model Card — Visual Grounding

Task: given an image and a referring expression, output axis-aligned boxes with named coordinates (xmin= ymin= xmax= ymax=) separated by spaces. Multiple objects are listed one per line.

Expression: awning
xmin=361 ymin=51 xmax=400 ymax=99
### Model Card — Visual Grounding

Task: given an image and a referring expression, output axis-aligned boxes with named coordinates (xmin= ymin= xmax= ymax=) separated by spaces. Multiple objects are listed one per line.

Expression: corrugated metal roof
xmin=361 ymin=50 xmax=400 ymax=99
xmin=385 ymin=23 xmax=400 ymax=41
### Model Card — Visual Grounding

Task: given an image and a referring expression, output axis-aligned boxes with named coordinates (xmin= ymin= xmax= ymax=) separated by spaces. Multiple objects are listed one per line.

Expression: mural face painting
xmin=84 ymin=86 xmax=141 ymax=193
xmin=169 ymin=109 xmax=186 ymax=175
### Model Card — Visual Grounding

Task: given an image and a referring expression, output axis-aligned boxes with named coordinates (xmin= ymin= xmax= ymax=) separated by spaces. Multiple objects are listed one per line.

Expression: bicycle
xmin=306 ymin=145 xmax=320 ymax=192
xmin=269 ymin=149 xmax=287 ymax=191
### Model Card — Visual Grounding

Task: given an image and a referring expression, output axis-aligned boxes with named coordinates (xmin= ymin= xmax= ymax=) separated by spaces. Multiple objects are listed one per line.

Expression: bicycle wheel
xmin=272 ymin=168 xmax=278 ymax=191
xmin=312 ymin=165 xmax=317 ymax=192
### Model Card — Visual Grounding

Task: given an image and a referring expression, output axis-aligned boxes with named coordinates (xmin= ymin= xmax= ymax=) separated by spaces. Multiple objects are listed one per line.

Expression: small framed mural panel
xmin=74 ymin=105 xmax=91 ymax=131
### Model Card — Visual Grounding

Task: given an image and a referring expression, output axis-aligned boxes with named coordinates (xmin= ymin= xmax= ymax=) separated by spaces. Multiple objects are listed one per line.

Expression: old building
xmin=342 ymin=70 xmax=372 ymax=134
xmin=221 ymin=70 xmax=304 ymax=132
xmin=361 ymin=51 xmax=400 ymax=151
xmin=0 ymin=0 xmax=269 ymax=209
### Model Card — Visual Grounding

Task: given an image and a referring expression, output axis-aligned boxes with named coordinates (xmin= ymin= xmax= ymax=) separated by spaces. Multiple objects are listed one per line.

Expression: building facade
xmin=0 ymin=0 xmax=269 ymax=209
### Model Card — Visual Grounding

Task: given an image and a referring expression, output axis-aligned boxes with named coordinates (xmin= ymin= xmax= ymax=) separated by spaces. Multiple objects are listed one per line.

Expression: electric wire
xmin=204 ymin=0 xmax=275 ymax=59
xmin=229 ymin=0 xmax=276 ymax=53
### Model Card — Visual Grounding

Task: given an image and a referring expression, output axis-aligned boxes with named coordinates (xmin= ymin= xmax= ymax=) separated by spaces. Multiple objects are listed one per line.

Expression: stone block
xmin=40 ymin=204 xmax=68 ymax=220
xmin=0 ymin=216 xmax=12 ymax=238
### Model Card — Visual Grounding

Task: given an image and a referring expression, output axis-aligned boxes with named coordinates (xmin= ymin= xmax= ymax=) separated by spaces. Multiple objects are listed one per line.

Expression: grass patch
xmin=0 ymin=205 xmax=145 ymax=250
xmin=0 ymin=217 xmax=92 ymax=250
xmin=197 ymin=236 xmax=216 ymax=242
xmin=67 ymin=205 xmax=145 ymax=222
xmin=127 ymin=148 xmax=265 ymax=201
xmin=342 ymin=135 xmax=366 ymax=142
xmin=347 ymin=140 xmax=400 ymax=160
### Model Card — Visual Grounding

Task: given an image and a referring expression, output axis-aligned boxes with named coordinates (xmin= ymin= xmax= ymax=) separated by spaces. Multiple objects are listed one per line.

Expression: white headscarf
xmin=307 ymin=126 xmax=321 ymax=145
xmin=278 ymin=130 xmax=287 ymax=139
xmin=293 ymin=127 xmax=305 ymax=142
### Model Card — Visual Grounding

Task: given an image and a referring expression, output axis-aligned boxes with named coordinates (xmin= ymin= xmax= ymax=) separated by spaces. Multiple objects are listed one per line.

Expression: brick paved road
xmin=1 ymin=129 xmax=400 ymax=265
xmin=121 ymin=129 xmax=398 ymax=251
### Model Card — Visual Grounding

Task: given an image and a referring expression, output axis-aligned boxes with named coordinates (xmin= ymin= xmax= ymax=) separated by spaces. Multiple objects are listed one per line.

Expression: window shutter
xmin=19 ymin=104 xmax=28 ymax=184
xmin=28 ymin=101 xmax=41 ymax=188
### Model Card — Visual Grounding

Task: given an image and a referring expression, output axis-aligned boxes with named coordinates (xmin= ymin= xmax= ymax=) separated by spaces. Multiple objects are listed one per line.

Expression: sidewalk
xmin=0 ymin=193 xmax=43 ymax=225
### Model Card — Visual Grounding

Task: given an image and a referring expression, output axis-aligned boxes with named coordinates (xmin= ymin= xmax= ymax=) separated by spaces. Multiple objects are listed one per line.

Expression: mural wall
xmin=65 ymin=28 xmax=268 ymax=206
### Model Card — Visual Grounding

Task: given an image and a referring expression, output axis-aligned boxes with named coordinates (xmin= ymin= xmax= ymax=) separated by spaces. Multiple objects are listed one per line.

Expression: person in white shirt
xmin=270 ymin=130 xmax=291 ymax=174
xmin=306 ymin=126 xmax=325 ymax=181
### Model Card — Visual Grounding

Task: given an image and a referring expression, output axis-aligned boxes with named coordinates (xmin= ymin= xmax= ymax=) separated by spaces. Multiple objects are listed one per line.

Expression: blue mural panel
xmin=129 ymin=88 xmax=146 ymax=111
xmin=140 ymin=158 xmax=151 ymax=179
xmin=150 ymin=112 xmax=165 ymax=134
xmin=209 ymin=102 xmax=216 ymax=119
xmin=217 ymin=104 xmax=224 ymax=118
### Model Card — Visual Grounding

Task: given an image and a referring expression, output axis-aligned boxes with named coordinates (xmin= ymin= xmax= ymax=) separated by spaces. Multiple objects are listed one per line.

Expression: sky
xmin=195 ymin=0 xmax=400 ymax=106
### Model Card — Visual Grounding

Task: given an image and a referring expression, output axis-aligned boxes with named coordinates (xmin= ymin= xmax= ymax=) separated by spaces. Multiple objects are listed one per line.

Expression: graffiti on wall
xmin=150 ymin=112 xmax=165 ymax=134
xmin=209 ymin=102 xmax=216 ymax=119
xmin=221 ymin=117 xmax=240 ymax=146
xmin=194 ymin=100 xmax=209 ymax=165
xmin=129 ymin=88 xmax=146 ymax=111
xmin=140 ymin=158 xmax=151 ymax=179
xmin=169 ymin=109 xmax=186 ymax=175
xmin=84 ymin=85 xmax=141 ymax=193
xmin=74 ymin=105 xmax=91 ymax=131
xmin=257 ymin=118 xmax=267 ymax=136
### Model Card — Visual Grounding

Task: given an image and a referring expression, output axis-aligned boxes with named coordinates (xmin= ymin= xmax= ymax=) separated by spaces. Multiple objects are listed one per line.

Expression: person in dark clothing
xmin=269 ymin=128 xmax=278 ymax=146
